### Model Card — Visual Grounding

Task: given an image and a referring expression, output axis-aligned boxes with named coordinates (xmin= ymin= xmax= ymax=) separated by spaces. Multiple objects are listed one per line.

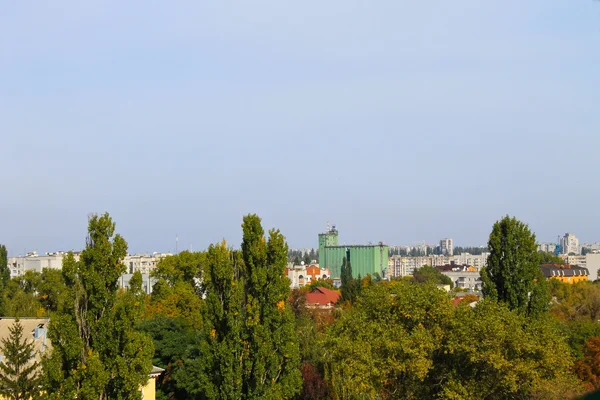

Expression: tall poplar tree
xmin=0 ymin=244 xmax=9 ymax=314
xmin=0 ymin=245 xmax=9 ymax=285
xmin=42 ymin=213 xmax=154 ymax=399
xmin=178 ymin=214 xmax=301 ymax=399
xmin=241 ymin=214 xmax=301 ymax=398
xmin=481 ymin=215 xmax=550 ymax=317
xmin=0 ymin=318 xmax=41 ymax=400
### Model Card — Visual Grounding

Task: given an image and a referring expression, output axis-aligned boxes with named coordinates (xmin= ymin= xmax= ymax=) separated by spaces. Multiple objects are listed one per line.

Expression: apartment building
xmin=6 ymin=251 xmax=171 ymax=277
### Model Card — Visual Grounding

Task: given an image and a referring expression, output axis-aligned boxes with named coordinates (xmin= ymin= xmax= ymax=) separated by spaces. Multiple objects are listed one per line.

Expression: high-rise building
xmin=560 ymin=233 xmax=580 ymax=255
xmin=440 ymin=238 xmax=454 ymax=256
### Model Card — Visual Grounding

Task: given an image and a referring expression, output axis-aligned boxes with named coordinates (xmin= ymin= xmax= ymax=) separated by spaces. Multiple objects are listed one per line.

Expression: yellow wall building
xmin=540 ymin=264 xmax=589 ymax=284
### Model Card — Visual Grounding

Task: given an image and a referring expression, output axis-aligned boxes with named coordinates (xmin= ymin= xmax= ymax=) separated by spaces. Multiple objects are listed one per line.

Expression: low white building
xmin=6 ymin=251 xmax=171 ymax=277
xmin=286 ymin=263 xmax=331 ymax=289
xmin=441 ymin=269 xmax=482 ymax=291
xmin=7 ymin=251 xmax=80 ymax=278
xmin=387 ymin=253 xmax=489 ymax=278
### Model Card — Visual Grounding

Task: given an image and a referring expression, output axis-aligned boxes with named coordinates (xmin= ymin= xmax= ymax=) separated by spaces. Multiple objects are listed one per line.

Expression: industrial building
xmin=318 ymin=225 xmax=388 ymax=279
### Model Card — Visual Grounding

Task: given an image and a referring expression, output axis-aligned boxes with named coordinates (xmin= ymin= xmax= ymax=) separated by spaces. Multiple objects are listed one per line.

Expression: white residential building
xmin=560 ymin=233 xmax=580 ymax=255
xmin=538 ymin=243 xmax=558 ymax=254
xmin=123 ymin=253 xmax=172 ymax=274
xmin=387 ymin=253 xmax=489 ymax=278
xmin=6 ymin=251 xmax=80 ymax=278
xmin=6 ymin=251 xmax=171 ymax=277
xmin=286 ymin=263 xmax=331 ymax=289
xmin=440 ymin=238 xmax=454 ymax=256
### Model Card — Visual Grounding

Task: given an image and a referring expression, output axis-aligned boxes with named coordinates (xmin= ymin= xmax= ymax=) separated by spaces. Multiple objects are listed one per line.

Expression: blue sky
xmin=1 ymin=1 xmax=599 ymax=255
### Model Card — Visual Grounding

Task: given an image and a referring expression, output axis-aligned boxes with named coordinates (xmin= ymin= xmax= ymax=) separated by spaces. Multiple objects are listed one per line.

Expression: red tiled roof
xmin=305 ymin=287 xmax=341 ymax=306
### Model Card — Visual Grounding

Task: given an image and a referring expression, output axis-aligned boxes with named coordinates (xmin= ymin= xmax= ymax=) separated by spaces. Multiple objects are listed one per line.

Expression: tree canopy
xmin=0 ymin=318 xmax=41 ymax=400
xmin=42 ymin=213 xmax=154 ymax=399
xmin=481 ymin=216 xmax=550 ymax=317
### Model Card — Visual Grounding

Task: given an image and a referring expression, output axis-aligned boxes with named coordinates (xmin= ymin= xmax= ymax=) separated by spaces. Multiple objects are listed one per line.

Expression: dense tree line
xmin=3 ymin=214 xmax=600 ymax=399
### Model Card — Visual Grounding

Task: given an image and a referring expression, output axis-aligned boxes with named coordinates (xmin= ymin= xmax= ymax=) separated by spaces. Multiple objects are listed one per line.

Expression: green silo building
xmin=318 ymin=225 xmax=388 ymax=279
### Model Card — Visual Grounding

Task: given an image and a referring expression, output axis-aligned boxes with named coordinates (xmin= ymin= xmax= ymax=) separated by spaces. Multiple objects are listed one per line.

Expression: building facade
xmin=286 ymin=263 xmax=331 ymax=289
xmin=586 ymin=253 xmax=600 ymax=281
xmin=6 ymin=252 xmax=171 ymax=278
xmin=540 ymin=264 xmax=589 ymax=284
xmin=440 ymin=238 xmax=454 ymax=256
xmin=560 ymin=233 xmax=580 ymax=255
xmin=387 ymin=253 xmax=489 ymax=278
xmin=538 ymin=243 xmax=558 ymax=254
xmin=318 ymin=226 xmax=388 ymax=279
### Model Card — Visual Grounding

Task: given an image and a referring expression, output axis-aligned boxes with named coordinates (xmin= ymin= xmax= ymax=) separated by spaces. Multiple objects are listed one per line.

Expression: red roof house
xmin=305 ymin=287 xmax=341 ymax=309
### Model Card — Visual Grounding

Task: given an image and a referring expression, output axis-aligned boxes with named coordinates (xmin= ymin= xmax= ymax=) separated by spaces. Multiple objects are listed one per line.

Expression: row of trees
xmin=2 ymin=214 xmax=600 ymax=398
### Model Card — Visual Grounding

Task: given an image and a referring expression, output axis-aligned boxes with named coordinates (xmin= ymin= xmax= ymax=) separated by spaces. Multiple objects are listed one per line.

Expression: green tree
xmin=42 ymin=213 xmax=154 ymax=399
xmin=177 ymin=215 xmax=301 ymax=399
xmin=293 ymin=256 xmax=301 ymax=266
xmin=413 ymin=265 xmax=454 ymax=288
xmin=0 ymin=318 xmax=41 ymax=400
xmin=323 ymin=280 xmax=582 ymax=399
xmin=240 ymin=215 xmax=301 ymax=398
xmin=137 ymin=315 xmax=196 ymax=400
xmin=151 ymin=250 xmax=205 ymax=289
xmin=539 ymin=251 xmax=565 ymax=265
xmin=0 ymin=245 xmax=9 ymax=286
xmin=0 ymin=245 xmax=9 ymax=315
xmin=481 ymin=216 xmax=550 ymax=317
xmin=303 ymin=253 xmax=312 ymax=265
xmin=340 ymin=257 xmax=359 ymax=303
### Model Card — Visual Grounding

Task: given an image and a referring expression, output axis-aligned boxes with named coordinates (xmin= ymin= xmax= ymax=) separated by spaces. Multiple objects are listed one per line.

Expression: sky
xmin=1 ymin=1 xmax=599 ymax=255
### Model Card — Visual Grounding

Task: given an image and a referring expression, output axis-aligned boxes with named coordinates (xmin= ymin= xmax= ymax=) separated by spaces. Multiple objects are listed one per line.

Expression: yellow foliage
xmin=211 ymin=329 xmax=216 ymax=338
xmin=277 ymin=300 xmax=285 ymax=310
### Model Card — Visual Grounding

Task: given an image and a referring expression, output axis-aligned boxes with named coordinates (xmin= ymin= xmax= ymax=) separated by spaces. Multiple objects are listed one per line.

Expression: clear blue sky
xmin=1 ymin=1 xmax=599 ymax=255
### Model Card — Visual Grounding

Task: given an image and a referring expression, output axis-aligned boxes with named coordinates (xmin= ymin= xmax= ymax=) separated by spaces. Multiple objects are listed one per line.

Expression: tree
xmin=293 ymin=256 xmax=301 ymax=266
xmin=42 ymin=213 xmax=154 ymax=399
xmin=481 ymin=216 xmax=550 ymax=317
xmin=151 ymin=251 xmax=205 ymax=290
xmin=575 ymin=337 xmax=600 ymax=391
xmin=322 ymin=280 xmax=582 ymax=399
xmin=0 ymin=318 xmax=41 ymax=400
xmin=539 ymin=251 xmax=565 ymax=265
xmin=176 ymin=215 xmax=302 ymax=399
xmin=413 ymin=265 xmax=454 ymax=288
xmin=137 ymin=315 xmax=196 ymax=400
xmin=0 ymin=245 xmax=9 ymax=285
xmin=340 ymin=257 xmax=359 ymax=303
xmin=0 ymin=245 xmax=9 ymax=315
xmin=303 ymin=253 xmax=312 ymax=265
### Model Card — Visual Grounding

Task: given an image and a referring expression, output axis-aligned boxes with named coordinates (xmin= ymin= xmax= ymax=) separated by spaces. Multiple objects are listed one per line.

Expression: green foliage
xmin=137 ymin=315 xmax=196 ymax=400
xmin=539 ymin=251 xmax=565 ymax=265
xmin=453 ymin=246 xmax=489 ymax=255
xmin=340 ymin=257 xmax=360 ymax=303
xmin=42 ymin=213 xmax=153 ymax=399
xmin=481 ymin=215 xmax=550 ymax=317
xmin=0 ymin=245 xmax=9 ymax=286
xmin=177 ymin=215 xmax=301 ymax=399
xmin=0 ymin=245 xmax=10 ymax=315
xmin=152 ymin=250 xmax=205 ymax=289
xmin=413 ymin=265 xmax=454 ymax=288
xmin=307 ymin=278 xmax=335 ymax=291
xmin=323 ymin=280 xmax=582 ymax=399
xmin=303 ymin=253 xmax=312 ymax=265
xmin=0 ymin=318 xmax=41 ymax=400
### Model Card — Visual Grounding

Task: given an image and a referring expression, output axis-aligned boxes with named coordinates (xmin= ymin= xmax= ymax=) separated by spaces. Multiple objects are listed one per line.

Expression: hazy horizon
xmin=2 ymin=1 xmax=599 ymax=255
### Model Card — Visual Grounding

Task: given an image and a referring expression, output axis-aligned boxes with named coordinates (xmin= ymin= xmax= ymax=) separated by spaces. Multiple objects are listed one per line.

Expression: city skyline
xmin=2 ymin=1 xmax=599 ymax=255
xmin=3 ymin=217 xmax=597 ymax=256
